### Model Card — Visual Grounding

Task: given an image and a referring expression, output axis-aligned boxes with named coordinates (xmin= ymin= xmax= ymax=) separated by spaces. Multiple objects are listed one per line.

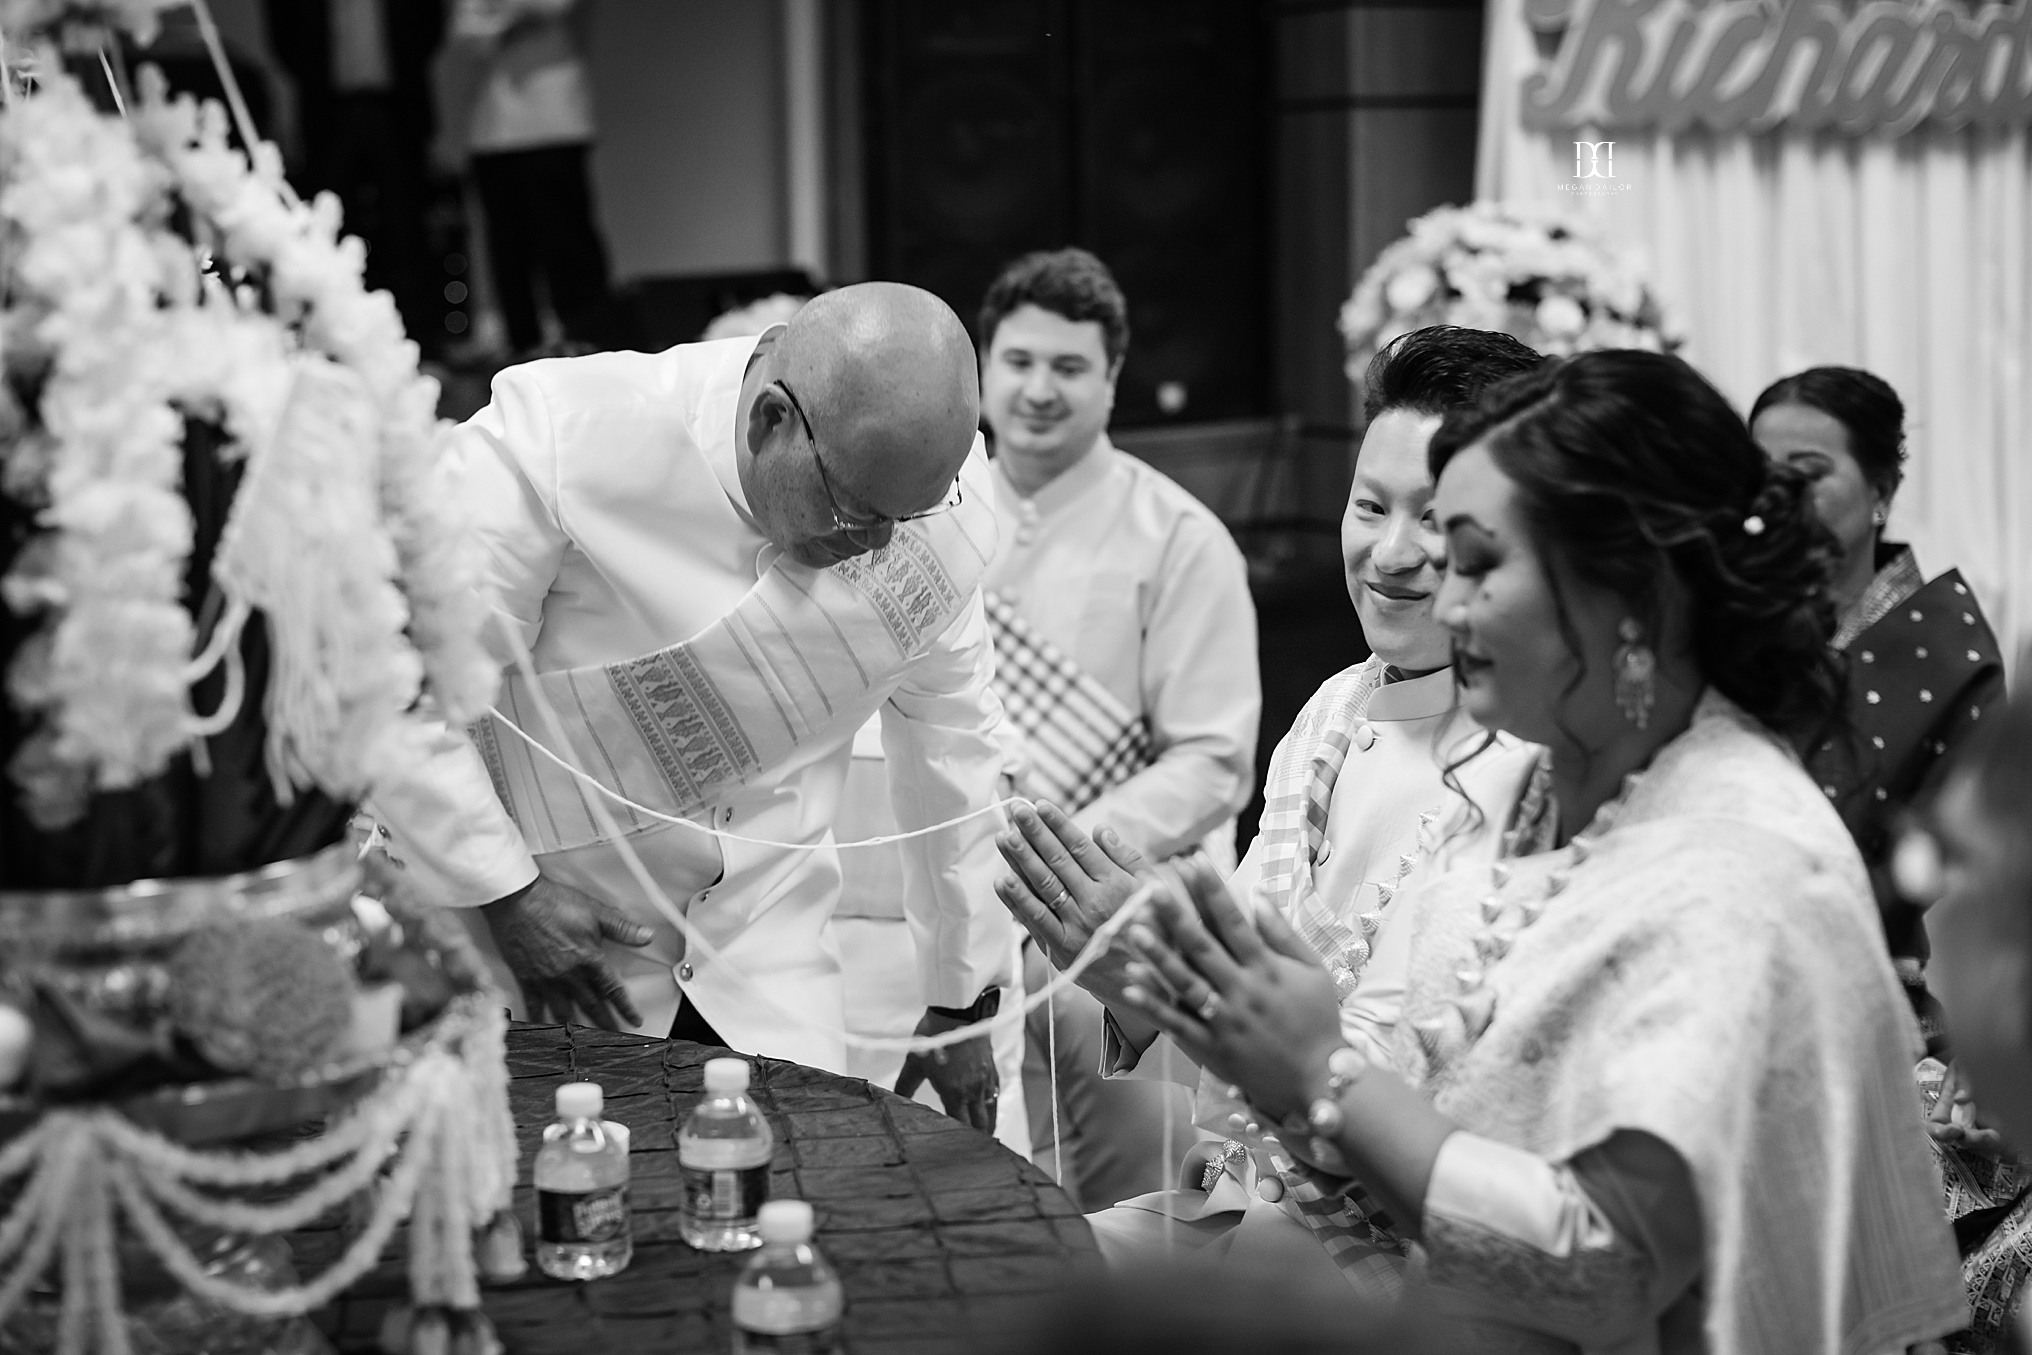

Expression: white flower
xmin=2 ymin=64 xmax=491 ymax=826
xmin=1384 ymin=264 xmax=1441 ymax=315
xmin=1536 ymin=294 xmax=1588 ymax=340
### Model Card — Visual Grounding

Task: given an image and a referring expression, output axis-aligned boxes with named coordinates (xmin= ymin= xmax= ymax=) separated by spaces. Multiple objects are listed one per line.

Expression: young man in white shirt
xmin=980 ymin=248 xmax=1261 ymax=1211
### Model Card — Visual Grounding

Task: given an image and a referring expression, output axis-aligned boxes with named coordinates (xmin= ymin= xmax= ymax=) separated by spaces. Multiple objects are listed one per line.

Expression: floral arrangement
xmin=1338 ymin=200 xmax=1681 ymax=379
xmin=0 ymin=57 xmax=496 ymax=856
xmin=0 ymin=21 xmax=519 ymax=1352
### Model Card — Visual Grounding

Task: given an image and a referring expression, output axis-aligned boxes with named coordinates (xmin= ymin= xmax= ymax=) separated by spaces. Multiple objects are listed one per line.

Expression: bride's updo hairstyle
xmin=1428 ymin=349 xmax=1844 ymax=740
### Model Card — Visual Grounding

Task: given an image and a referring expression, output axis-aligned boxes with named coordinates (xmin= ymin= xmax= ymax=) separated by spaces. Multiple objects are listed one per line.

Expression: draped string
xmin=485 ymin=703 xmax=1022 ymax=852
xmin=488 ymin=611 xmax=1155 ymax=1056
xmin=1045 ymin=988 xmax=1062 ymax=1189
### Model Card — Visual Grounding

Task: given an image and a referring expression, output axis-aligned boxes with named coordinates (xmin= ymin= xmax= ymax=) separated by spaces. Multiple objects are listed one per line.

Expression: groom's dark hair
xmin=1362 ymin=325 xmax=1546 ymax=424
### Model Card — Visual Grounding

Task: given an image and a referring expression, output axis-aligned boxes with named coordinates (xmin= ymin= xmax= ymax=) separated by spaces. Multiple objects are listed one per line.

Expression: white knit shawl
xmin=1397 ymin=694 xmax=1966 ymax=1354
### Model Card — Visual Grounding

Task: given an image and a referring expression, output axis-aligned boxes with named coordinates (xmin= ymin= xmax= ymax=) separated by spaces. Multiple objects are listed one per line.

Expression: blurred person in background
xmin=1750 ymin=367 xmax=2005 ymax=1053
xmin=447 ymin=0 xmax=610 ymax=355
xmin=1903 ymin=685 xmax=2032 ymax=1354
xmin=834 ymin=249 xmax=1262 ymax=1174
xmin=1002 ymin=1263 xmax=1440 ymax=1355
xmin=267 ymin=0 xmax=446 ymax=346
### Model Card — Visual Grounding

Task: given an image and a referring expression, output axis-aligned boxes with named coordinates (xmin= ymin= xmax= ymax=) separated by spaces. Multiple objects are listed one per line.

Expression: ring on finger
xmin=1195 ymin=989 xmax=1224 ymax=1024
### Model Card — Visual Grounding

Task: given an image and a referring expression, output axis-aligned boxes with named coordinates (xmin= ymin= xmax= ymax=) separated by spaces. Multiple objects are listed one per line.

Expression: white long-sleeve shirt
xmin=369 ymin=337 xmax=1010 ymax=1070
xmin=985 ymin=439 xmax=1260 ymax=863
xmin=834 ymin=436 xmax=1259 ymax=923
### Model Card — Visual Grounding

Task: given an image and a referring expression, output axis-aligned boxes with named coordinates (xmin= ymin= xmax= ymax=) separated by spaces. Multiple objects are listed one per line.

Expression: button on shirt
xmin=984 ymin=439 xmax=1260 ymax=863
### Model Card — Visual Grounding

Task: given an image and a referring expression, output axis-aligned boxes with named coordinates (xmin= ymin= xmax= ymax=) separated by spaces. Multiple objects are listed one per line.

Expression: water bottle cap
xmin=704 ymin=1057 xmax=752 ymax=1093
xmin=757 ymin=1199 xmax=814 ymax=1243
xmin=555 ymin=1082 xmax=603 ymax=1119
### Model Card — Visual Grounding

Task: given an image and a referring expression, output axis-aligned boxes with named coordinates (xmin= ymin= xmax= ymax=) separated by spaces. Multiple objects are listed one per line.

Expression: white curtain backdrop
xmin=1477 ymin=0 xmax=2032 ymax=662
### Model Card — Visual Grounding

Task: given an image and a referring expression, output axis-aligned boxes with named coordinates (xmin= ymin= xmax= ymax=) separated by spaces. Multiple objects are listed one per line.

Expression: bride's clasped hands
xmin=1113 ymin=854 xmax=1344 ymax=1129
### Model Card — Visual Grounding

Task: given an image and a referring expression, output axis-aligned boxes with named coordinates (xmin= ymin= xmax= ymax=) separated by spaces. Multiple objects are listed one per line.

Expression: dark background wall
xmin=861 ymin=0 xmax=1268 ymax=430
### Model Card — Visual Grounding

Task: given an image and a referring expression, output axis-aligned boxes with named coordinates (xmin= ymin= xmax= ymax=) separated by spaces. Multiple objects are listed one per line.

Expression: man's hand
xmin=481 ymin=877 xmax=653 ymax=1031
xmin=895 ymin=1009 xmax=1000 ymax=1132
xmin=993 ymin=800 xmax=1148 ymax=1008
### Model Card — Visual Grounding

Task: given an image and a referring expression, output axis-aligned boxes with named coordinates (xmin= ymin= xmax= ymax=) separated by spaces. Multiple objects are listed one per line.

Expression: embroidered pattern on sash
xmin=469 ymin=715 xmax=519 ymax=831
xmin=608 ymin=643 xmax=760 ymax=805
xmin=471 ymin=450 xmax=998 ymax=856
xmin=831 ymin=525 xmax=963 ymax=659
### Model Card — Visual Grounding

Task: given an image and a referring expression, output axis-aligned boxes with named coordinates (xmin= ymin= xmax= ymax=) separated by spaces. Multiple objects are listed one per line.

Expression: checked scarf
xmin=984 ymin=590 xmax=1154 ymax=813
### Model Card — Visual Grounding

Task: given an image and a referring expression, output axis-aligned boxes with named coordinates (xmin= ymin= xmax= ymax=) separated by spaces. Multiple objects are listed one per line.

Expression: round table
xmin=303 ymin=1023 xmax=1096 ymax=1354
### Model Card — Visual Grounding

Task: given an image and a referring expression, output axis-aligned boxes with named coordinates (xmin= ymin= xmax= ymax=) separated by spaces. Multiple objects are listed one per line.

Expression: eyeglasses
xmin=777 ymin=380 xmax=962 ymax=539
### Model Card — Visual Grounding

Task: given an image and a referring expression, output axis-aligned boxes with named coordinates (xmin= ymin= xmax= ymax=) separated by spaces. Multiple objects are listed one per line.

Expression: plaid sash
xmin=1279 ymin=1158 xmax=1407 ymax=1301
xmin=984 ymin=590 xmax=1154 ymax=813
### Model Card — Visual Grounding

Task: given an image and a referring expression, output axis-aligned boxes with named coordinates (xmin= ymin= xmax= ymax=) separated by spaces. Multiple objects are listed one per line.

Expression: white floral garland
xmin=1339 ymin=200 xmax=1680 ymax=378
xmin=0 ymin=996 xmax=517 ymax=1354
xmin=0 ymin=61 xmax=495 ymax=827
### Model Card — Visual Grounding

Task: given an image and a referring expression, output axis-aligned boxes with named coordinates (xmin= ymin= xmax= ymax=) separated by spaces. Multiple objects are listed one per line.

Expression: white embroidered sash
xmin=470 ymin=459 xmax=997 ymax=855
xmin=983 ymin=592 xmax=1153 ymax=814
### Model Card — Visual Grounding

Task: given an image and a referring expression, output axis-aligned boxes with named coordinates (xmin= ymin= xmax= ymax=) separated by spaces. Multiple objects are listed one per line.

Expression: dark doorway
xmin=861 ymin=0 xmax=1269 ymax=428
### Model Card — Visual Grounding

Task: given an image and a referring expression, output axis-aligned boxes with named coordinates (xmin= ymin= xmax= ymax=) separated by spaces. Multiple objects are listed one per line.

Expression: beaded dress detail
xmin=1409 ymin=752 xmax=1645 ymax=1061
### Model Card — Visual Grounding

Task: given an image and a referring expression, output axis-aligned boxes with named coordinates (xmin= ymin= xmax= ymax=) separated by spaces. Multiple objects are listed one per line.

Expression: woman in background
xmin=1754 ymin=367 xmax=2019 ymax=1352
xmin=1749 ymin=368 xmax=2005 ymax=1050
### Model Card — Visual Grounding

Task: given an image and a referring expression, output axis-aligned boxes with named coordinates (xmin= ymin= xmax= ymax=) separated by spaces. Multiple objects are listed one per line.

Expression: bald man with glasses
xmin=370 ymin=283 xmax=1010 ymax=1127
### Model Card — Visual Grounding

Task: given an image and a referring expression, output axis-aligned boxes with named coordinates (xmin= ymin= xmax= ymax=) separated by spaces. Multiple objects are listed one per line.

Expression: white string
xmin=485 ymin=703 xmax=1024 ymax=851
xmin=1161 ymin=1061 xmax=1177 ymax=1256
xmin=1046 ymin=982 xmax=1062 ymax=1189
xmin=94 ymin=47 xmax=123 ymax=116
xmin=488 ymin=610 xmax=1155 ymax=1056
xmin=185 ymin=0 xmax=262 ymax=164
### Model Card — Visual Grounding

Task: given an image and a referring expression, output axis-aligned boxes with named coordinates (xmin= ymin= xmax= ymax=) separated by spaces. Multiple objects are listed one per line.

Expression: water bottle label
xmin=734 ymin=1284 xmax=843 ymax=1334
xmin=538 ymin=1185 xmax=630 ymax=1244
xmin=732 ymin=1323 xmax=844 ymax=1354
xmin=682 ymin=1163 xmax=768 ymax=1222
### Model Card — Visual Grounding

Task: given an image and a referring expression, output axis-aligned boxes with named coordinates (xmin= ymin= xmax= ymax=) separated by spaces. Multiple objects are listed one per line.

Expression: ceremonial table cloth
xmin=300 ymin=1024 xmax=1096 ymax=1354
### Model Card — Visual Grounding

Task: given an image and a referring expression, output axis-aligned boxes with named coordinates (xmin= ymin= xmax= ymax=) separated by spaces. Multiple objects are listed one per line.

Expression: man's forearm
xmin=1073 ymin=745 xmax=1251 ymax=862
xmin=369 ymin=718 xmax=539 ymax=907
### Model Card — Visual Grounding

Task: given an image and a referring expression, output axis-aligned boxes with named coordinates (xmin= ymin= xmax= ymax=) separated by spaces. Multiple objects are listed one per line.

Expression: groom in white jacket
xmin=372 ymin=283 xmax=1010 ymax=1129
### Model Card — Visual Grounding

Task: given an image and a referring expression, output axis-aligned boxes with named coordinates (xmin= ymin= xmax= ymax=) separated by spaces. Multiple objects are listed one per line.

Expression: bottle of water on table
xmin=680 ymin=1056 xmax=774 ymax=1251
xmin=733 ymin=1200 xmax=844 ymax=1354
xmin=534 ymin=1081 xmax=633 ymax=1280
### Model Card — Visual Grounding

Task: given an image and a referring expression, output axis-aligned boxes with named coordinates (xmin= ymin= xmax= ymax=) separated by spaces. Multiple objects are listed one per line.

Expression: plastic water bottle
xmin=732 ymin=1200 xmax=844 ymax=1354
xmin=534 ymin=1082 xmax=633 ymax=1280
xmin=679 ymin=1057 xmax=774 ymax=1251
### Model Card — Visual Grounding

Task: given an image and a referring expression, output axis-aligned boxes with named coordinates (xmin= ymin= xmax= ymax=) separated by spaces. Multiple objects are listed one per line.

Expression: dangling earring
xmin=1613 ymin=618 xmax=1656 ymax=730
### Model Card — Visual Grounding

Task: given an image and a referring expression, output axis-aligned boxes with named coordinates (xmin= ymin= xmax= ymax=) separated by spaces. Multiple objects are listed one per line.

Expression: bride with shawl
xmin=1115 ymin=351 xmax=1966 ymax=1353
